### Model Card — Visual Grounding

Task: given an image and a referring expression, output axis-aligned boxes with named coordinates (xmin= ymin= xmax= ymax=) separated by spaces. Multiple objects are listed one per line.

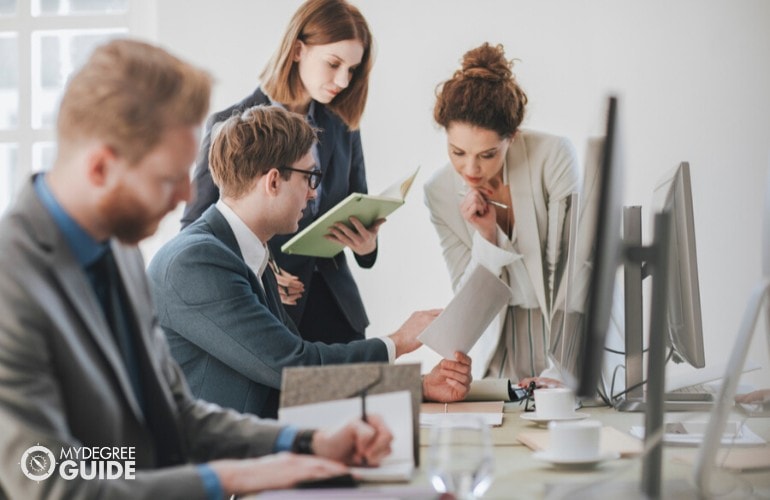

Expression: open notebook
xmin=281 ymin=166 xmax=420 ymax=258
xmin=279 ymin=391 xmax=415 ymax=482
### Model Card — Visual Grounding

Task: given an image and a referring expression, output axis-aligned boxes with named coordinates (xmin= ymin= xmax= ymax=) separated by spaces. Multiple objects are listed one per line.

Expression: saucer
xmin=520 ymin=412 xmax=589 ymax=425
xmin=532 ymin=450 xmax=620 ymax=468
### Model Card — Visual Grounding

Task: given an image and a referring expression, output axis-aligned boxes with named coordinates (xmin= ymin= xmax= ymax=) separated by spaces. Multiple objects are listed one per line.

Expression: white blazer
xmin=424 ymin=129 xmax=580 ymax=379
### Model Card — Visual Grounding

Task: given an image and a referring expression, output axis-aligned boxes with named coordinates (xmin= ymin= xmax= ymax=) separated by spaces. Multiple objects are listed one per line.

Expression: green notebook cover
xmin=281 ymin=167 xmax=419 ymax=258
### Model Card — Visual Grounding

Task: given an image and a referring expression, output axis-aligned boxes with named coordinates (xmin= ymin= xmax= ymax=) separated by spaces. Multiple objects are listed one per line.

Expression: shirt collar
xmin=215 ymin=199 xmax=268 ymax=278
xmin=33 ymin=173 xmax=109 ymax=268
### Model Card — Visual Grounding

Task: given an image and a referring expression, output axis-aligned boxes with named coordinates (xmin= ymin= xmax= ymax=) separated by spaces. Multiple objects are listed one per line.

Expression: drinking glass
xmin=427 ymin=416 xmax=494 ymax=499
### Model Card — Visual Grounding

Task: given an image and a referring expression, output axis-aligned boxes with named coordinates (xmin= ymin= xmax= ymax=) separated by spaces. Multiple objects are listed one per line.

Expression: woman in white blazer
xmin=424 ymin=43 xmax=579 ymax=383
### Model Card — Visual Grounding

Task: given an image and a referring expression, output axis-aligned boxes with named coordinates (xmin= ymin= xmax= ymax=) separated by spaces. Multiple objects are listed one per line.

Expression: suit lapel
xmin=313 ymin=105 xmax=336 ymax=215
xmin=506 ymin=139 xmax=549 ymax=317
xmin=203 ymin=206 xmax=272 ymax=309
xmin=20 ymin=182 xmax=146 ymax=423
xmin=111 ymin=242 xmax=187 ymax=464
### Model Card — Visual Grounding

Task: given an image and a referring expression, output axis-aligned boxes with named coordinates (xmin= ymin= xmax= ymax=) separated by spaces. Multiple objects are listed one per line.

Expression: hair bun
xmin=459 ymin=43 xmax=512 ymax=82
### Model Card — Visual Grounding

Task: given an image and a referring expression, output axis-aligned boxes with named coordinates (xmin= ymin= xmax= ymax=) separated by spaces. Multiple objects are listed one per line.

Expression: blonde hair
xmin=434 ymin=43 xmax=528 ymax=139
xmin=209 ymin=106 xmax=318 ymax=199
xmin=57 ymin=38 xmax=212 ymax=165
xmin=260 ymin=0 xmax=373 ymax=129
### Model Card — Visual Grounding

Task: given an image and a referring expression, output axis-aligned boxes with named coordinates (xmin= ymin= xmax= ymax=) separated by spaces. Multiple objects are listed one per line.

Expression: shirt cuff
xmin=197 ymin=464 xmax=225 ymax=500
xmin=378 ymin=337 xmax=396 ymax=363
xmin=274 ymin=425 xmax=299 ymax=452
xmin=471 ymin=230 xmax=518 ymax=274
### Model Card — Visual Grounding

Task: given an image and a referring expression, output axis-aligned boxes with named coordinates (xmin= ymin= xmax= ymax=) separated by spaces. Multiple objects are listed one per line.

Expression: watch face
xmin=20 ymin=445 xmax=57 ymax=481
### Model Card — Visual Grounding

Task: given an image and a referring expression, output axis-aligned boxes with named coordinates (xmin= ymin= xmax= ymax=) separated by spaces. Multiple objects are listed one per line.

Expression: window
xmin=0 ymin=0 xmax=144 ymax=214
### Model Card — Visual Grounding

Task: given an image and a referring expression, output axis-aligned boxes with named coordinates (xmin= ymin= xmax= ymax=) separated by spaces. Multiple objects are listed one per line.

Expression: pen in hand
xmin=457 ymin=191 xmax=508 ymax=209
xmin=360 ymin=390 xmax=368 ymax=466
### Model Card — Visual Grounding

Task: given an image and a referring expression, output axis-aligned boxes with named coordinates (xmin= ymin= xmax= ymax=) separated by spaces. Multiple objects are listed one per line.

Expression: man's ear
xmin=264 ymin=168 xmax=282 ymax=196
xmin=85 ymin=144 xmax=118 ymax=188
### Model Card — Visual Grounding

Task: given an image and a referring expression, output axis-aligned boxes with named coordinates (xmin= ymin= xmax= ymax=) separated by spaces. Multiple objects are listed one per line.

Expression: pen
xmin=457 ymin=191 xmax=508 ymax=209
xmin=360 ymin=390 xmax=368 ymax=467
xmin=360 ymin=390 xmax=368 ymax=423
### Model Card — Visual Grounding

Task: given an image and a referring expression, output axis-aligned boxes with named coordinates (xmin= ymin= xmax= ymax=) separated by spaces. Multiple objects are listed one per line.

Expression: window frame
xmin=0 ymin=0 xmax=155 ymax=212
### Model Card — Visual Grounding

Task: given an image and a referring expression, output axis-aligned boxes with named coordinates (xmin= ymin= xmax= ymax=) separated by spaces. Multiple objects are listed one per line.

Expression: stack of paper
xmin=629 ymin=420 xmax=766 ymax=446
xmin=420 ymin=401 xmax=504 ymax=427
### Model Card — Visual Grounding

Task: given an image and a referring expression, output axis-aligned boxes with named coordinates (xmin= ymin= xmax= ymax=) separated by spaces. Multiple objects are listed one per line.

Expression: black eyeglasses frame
xmin=279 ymin=166 xmax=323 ymax=190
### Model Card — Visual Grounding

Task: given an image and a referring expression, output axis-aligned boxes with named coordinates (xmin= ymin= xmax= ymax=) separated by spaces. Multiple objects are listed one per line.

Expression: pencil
xmin=457 ymin=191 xmax=508 ymax=209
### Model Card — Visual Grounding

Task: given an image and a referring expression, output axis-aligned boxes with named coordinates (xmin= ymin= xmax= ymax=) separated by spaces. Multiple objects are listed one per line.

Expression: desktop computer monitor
xmin=616 ymin=162 xmax=707 ymax=411
xmin=651 ymin=162 xmax=705 ymax=368
xmin=552 ymin=97 xmax=623 ymax=398
xmin=549 ymin=138 xmax=606 ymax=392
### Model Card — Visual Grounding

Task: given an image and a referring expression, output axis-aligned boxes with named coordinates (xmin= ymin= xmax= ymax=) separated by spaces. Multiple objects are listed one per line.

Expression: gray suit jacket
xmin=148 ymin=206 xmax=388 ymax=419
xmin=0 ymin=179 xmax=285 ymax=500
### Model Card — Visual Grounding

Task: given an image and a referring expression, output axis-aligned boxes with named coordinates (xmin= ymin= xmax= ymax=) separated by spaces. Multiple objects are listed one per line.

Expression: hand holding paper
xmin=388 ymin=308 xmax=442 ymax=357
xmin=423 ymin=352 xmax=473 ymax=403
xmin=418 ymin=265 xmax=511 ymax=359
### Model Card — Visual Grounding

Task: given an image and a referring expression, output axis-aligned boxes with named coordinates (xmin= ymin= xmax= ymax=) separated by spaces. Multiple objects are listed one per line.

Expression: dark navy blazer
xmin=181 ymin=87 xmax=375 ymax=334
xmin=150 ymin=206 xmax=388 ymax=418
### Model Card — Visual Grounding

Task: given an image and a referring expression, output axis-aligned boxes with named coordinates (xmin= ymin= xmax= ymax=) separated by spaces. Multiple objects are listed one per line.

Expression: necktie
xmin=88 ymin=247 xmax=185 ymax=465
xmin=261 ymin=265 xmax=285 ymax=319
xmin=88 ymin=248 xmax=145 ymax=411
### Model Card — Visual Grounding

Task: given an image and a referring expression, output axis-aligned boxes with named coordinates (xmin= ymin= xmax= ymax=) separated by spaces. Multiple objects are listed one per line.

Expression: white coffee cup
xmin=547 ymin=419 xmax=602 ymax=460
xmin=533 ymin=387 xmax=575 ymax=419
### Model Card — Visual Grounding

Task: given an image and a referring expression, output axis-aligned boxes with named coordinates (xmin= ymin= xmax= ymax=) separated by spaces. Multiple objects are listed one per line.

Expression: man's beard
xmin=98 ymin=183 xmax=163 ymax=245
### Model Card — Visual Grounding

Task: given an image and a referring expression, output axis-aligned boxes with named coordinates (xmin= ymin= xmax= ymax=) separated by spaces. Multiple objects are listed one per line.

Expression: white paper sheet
xmin=630 ymin=421 xmax=766 ymax=446
xmin=278 ymin=391 xmax=414 ymax=481
xmin=418 ymin=265 xmax=511 ymax=359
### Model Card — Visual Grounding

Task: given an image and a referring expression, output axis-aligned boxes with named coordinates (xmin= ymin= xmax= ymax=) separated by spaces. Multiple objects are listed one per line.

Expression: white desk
xmin=416 ymin=403 xmax=770 ymax=499
xmin=251 ymin=402 xmax=770 ymax=499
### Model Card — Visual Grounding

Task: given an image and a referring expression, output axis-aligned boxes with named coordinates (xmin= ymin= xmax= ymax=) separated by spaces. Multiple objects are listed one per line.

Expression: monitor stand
xmin=616 ymin=206 xmax=714 ymax=413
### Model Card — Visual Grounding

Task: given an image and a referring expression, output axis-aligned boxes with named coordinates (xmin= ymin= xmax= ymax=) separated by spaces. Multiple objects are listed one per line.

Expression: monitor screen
xmin=549 ymin=138 xmax=604 ymax=390
xmin=575 ymin=96 xmax=624 ymax=399
xmin=651 ymin=162 xmax=705 ymax=368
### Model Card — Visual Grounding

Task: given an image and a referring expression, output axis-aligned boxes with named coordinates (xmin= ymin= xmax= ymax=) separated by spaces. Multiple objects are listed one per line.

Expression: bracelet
xmin=291 ymin=429 xmax=316 ymax=455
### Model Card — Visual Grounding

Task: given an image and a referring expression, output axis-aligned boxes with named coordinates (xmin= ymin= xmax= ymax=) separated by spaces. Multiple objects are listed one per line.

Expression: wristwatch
xmin=291 ymin=429 xmax=316 ymax=455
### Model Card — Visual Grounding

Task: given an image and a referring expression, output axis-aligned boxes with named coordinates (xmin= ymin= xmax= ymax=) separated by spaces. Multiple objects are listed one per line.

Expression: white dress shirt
xmin=216 ymin=200 xmax=268 ymax=287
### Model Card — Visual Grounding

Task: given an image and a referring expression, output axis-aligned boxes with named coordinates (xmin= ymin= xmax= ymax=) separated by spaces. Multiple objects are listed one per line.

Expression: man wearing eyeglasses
xmin=147 ymin=106 xmax=472 ymax=420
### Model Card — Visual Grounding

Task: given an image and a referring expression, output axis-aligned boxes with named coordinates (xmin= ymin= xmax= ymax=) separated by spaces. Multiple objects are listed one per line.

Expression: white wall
xmin=146 ymin=0 xmax=770 ymax=387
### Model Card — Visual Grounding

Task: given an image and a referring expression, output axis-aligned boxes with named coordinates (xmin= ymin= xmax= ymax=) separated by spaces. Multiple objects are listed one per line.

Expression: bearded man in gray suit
xmin=0 ymin=39 xmax=394 ymax=500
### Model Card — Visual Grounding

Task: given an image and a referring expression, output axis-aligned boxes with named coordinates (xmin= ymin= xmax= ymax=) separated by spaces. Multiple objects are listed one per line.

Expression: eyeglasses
xmin=279 ymin=166 xmax=323 ymax=190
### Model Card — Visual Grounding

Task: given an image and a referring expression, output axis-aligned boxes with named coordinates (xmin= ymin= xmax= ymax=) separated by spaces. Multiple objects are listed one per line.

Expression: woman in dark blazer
xmin=181 ymin=0 xmax=381 ymax=344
